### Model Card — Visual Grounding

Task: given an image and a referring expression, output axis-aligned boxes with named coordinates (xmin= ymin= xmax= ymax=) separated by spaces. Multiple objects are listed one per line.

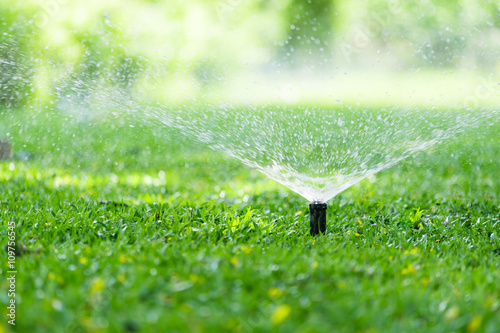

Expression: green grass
xmin=0 ymin=108 xmax=499 ymax=333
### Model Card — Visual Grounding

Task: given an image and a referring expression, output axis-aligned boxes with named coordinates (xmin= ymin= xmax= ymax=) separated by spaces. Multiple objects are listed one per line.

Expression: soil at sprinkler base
xmin=0 ymin=140 xmax=12 ymax=160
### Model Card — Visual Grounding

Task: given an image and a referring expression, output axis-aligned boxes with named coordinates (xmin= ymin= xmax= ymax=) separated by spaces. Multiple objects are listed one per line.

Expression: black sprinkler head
xmin=309 ymin=202 xmax=327 ymax=236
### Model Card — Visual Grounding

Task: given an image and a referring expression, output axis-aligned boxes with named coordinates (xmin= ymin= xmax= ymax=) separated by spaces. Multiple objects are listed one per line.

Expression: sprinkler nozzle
xmin=309 ymin=202 xmax=327 ymax=236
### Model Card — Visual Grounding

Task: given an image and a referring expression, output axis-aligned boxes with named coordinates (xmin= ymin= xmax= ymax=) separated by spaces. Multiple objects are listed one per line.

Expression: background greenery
xmin=1 ymin=0 xmax=499 ymax=107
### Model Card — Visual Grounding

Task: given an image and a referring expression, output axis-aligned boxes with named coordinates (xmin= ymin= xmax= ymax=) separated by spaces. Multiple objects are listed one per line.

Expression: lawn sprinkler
xmin=309 ymin=202 xmax=327 ymax=236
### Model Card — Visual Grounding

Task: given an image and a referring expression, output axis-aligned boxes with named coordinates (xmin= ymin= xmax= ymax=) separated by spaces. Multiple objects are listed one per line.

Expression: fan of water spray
xmin=146 ymin=103 xmax=496 ymax=202
xmin=95 ymin=91 xmax=498 ymax=236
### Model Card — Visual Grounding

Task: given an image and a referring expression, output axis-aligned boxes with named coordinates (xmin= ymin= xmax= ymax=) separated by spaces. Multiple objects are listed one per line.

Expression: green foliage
xmin=0 ymin=7 xmax=36 ymax=108
xmin=281 ymin=0 xmax=335 ymax=66
xmin=1 ymin=0 xmax=499 ymax=110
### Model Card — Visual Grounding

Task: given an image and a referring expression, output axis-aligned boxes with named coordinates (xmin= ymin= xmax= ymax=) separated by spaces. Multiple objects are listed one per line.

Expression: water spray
xmin=309 ymin=202 xmax=327 ymax=236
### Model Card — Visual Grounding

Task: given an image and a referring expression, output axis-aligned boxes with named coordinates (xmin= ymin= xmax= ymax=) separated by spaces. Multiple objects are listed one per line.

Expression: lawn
xmin=1 ymin=107 xmax=499 ymax=333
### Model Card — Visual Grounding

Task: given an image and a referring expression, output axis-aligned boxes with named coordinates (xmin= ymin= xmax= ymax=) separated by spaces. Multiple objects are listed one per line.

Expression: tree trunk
xmin=0 ymin=140 xmax=12 ymax=160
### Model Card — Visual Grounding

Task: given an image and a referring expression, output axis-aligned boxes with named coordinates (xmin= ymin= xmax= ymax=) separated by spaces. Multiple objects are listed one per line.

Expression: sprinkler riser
xmin=309 ymin=202 xmax=327 ymax=236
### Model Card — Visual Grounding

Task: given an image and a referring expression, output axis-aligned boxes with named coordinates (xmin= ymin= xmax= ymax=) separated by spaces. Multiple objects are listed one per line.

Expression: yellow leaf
xmin=467 ymin=315 xmax=482 ymax=332
xmin=90 ymin=278 xmax=105 ymax=293
xmin=268 ymin=287 xmax=283 ymax=298
xmin=421 ymin=278 xmax=431 ymax=287
xmin=401 ymin=264 xmax=416 ymax=275
xmin=271 ymin=305 xmax=291 ymax=324
xmin=190 ymin=274 xmax=203 ymax=284
xmin=445 ymin=306 xmax=459 ymax=320
xmin=240 ymin=245 xmax=252 ymax=255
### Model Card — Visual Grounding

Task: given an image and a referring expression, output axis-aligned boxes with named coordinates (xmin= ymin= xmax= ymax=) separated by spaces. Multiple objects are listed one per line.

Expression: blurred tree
xmin=54 ymin=13 xmax=147 ymax=114
xmin=0 ymin=7 xmax=36 ymax=109
xmin=281 ymin=0 xmax=336 ymax=67
xmin=0 ymin=0 xmax=498 ymax=110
